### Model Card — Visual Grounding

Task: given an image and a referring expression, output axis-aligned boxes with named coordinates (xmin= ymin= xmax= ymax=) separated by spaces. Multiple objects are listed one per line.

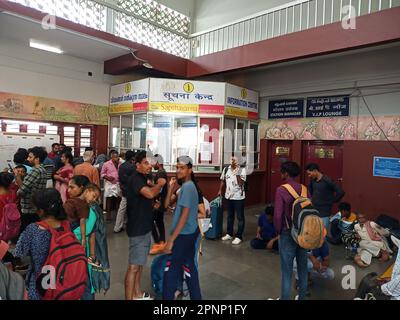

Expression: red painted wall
xmin=262 ymin=139 xmax=400 ymax=221
xmin=342 ymin=141 xmax=400 ymax=221
xmin=94 ymin=125 xmax=108 ymax=156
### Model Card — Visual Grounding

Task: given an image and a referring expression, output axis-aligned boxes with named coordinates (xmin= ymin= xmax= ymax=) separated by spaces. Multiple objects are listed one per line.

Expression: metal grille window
xmin=10 ymin=0 xmax=107 ymax=31
xmin=116 ymin=0 xmax=190 ymax=35
xmin=114 ymin=11 xmax=189 ymax=57
xmin=46 ymin=125 xmax=58 ymax=135
xmin=80 ymin=127 xmax=92 ymax=155
xmin=63 ymin=126 xmax=75 ymax=147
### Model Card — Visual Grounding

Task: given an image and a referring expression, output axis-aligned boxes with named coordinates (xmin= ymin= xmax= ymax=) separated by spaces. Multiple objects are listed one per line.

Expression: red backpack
xmin=36 ymin=221 xmax=88 ymax=300
xmin=0 ymin=196 xmax=21 ymax=242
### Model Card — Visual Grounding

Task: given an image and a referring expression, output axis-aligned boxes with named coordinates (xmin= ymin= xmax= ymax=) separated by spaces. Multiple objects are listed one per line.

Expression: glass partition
xmin=120 ymin=114 xmax=134 ymax=151
xmin=133 ymin=113 xmax=147 ymax=149
xmin=147 ymin=114 xmax=173 ymax=167
xmin=109 ymin=116 xmax=121 ymax=149
xmin=107 ymin=113 xmax=258 ymax=172
xmin=172 ymin=115 xmax=198 ymax=164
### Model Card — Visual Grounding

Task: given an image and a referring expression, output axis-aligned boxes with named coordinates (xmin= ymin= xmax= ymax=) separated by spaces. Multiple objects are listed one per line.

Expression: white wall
xmin=0 ymin=38 xmax=111 ymax=106
xmin=202 ymin=44 xmax=400 ymax=119
xmin=193 ymin=0 xmax=292 ymax=33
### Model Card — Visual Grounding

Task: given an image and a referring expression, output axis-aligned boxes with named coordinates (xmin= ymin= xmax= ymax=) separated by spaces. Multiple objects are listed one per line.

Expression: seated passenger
xmin=293 ymin=239 xmax=335 ymax=283
xmin=250 ymin=205 xmax=279 ymax=251
xmin=354 ymin=213 xmax=392 ymax=268
xmin=329 ymin=202 xmax=357 ymax=245
xmin=354 ymin=235 xmax=400 ymax=300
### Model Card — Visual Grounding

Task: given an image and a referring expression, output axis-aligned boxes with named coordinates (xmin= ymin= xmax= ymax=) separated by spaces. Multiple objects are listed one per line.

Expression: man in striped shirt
xmin=15 ymin=146 xmax=48 ymax=232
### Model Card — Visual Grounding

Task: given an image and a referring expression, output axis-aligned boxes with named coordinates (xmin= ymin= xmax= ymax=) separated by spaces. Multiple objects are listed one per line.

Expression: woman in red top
xmin=54 ymin=152 xmax=74 ymax=203
xmin=0 ymin=172 xmax=17 ymax=222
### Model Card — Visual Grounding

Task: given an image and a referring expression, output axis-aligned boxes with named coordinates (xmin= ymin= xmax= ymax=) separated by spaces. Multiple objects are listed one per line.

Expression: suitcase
xmin=205 ymin=197 xmax=223 ymax=240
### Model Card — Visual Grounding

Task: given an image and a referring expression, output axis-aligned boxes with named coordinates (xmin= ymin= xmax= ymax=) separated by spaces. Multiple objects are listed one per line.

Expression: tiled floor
xmin=97 ymin=205 xmax=394 ymax=300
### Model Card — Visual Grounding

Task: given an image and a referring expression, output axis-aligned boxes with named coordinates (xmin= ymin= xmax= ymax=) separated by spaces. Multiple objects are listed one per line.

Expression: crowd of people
xmin=0 ymin=144 xmax=399 ymax=301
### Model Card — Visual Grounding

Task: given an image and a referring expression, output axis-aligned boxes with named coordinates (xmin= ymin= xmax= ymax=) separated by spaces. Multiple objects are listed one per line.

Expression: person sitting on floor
xmin=293 ymin=239 xmax=335 ymax=283
xmin=354 ymin=235 xmax=400 ymax=300
xmin=354 ymin=212 xmax=392 ymax=268
xmin=250 ymin=205 xmax=279 ymax=251
xmin=329 ymin=202 xmax=357 ymax=245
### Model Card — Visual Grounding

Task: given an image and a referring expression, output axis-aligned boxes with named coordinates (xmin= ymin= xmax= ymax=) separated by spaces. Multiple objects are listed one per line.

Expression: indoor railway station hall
xmin=0 ymin=0 xmax=400 ymax=306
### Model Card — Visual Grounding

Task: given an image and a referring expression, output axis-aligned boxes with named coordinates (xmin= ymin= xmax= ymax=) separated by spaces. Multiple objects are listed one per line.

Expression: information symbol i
xmin=183 ymin=82 xmax=194 ymax=93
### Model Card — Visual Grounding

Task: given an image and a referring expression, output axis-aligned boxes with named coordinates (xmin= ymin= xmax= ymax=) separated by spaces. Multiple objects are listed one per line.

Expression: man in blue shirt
xmin=293 ymin=240 xmax=335 ymax=284
xmin=163 ymin=156 xmax=202 ymax=300
xmin=250 ymin=205 xmax=279 ymax=251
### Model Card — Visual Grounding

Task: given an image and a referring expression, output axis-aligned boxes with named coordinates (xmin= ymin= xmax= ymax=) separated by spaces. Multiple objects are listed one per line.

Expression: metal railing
xmin=190 ymin=0 xmax=399 ymax=58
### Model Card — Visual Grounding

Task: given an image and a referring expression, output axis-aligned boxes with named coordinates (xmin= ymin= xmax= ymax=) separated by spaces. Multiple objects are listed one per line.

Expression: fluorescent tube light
xmin=29 ymin=40 xmax=63 ymax=54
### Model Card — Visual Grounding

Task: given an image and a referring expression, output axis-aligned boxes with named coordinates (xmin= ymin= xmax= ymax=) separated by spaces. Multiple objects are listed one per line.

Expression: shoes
xmin=232 ymin=237 xmax=242 ymax=245
xmin=134 ymin=292 xmax=154 ymax=300
xmin=149 ymin=242 xmax=165 ymax=255
xmin=267 ymin=297 xmax=280 ymax=300
xmin=221 ymin=234 xmax=233 ymax=241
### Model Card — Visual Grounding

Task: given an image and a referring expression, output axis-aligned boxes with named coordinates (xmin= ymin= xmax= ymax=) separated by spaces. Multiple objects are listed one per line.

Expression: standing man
xmin=15 ymin=147 xmax=47 ymax=232
xmin=218 ymin=156 xmax=247 ymax=245
xmin=150 ymin=154 xmax=168 ymax=254
xmin=101 ymin=150 xmax=121 ymax=222
xmin=125 ymin=151 xmax=166 ymax=300
xmin=47 ymin=143 xmax=60 ymax=160
xmin=114 ymin=150 xmax=136 ymax=233
xmin=74 ymin=150 xmax=100 ymax=187
xmin=306 ymin=163 xmax=345 ymax=230
xmin=274 ymin=161 xmax=309 ymax=300
xmin=163 ymin=156 xmax=202 ymax=300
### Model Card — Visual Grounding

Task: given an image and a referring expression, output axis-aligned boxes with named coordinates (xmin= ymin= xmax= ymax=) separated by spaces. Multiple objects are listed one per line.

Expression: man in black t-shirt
xmin=306 ymin=163 xmax=345 ymax=231
xmin=149 ymin=154 xmax=168 ymax=255
xmin=114 ymin=150 xmax=136 ymax=233
xmin=125 ymin=151 xmax=166 ymax=300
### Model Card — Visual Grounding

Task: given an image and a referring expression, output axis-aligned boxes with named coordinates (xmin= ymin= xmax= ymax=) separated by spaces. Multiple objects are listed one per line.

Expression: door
xmin=268 ymin=141 xmax=293 ymax=203
xmin=303 ymin=141 xmax=344 ymax=212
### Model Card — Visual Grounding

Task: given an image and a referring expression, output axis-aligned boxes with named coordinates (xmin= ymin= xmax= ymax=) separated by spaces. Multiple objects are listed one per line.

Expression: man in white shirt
xmin=218 ymin=156 xmax=247 ymax=245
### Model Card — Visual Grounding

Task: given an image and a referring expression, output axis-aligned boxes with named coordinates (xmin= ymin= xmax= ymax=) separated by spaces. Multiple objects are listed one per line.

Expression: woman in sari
xmin=54 ymin=151 xmax=74 ymax=203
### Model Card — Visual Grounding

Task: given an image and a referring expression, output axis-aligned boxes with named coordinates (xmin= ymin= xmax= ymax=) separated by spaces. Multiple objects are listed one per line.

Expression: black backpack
xmin=223 ymin=166 xmax=248 ymax=192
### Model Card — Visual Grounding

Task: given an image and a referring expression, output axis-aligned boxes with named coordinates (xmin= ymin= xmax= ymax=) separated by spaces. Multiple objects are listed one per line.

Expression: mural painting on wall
xmin=261 ymin=116 xmax=400 ymax=141
xmin=0 ymin=91 xmax=108 ymax=125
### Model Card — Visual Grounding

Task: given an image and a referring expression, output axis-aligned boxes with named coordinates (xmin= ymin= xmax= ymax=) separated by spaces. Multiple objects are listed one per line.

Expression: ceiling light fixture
xmin=29 ymin=39 xmax=63 ymax=54
xmin=129 ymin=49 xmax=153 ymax=69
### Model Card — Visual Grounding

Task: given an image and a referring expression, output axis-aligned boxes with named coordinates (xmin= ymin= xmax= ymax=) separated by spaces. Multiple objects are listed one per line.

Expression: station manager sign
xmin=268 ymin=99 xmax=304 ymax=119
xmin=306 ymin=95 xmax=350 ymax=118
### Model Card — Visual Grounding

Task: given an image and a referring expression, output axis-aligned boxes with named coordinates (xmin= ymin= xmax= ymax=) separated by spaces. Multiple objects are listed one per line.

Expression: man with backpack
xmin=274 ymin=161 xmax=324 ymax=300
xmin=218 ymin=156 xmax=247 ymax=245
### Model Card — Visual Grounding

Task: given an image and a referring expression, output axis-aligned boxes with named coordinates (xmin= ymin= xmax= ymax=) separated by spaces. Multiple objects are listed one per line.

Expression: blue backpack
xmin=151 ymin=254 xmax=172 ymax=298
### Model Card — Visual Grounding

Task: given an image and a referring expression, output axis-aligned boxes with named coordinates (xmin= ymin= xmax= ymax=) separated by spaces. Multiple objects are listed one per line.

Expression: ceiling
xmin=0 ymin=12 xmax=130 ymax=63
